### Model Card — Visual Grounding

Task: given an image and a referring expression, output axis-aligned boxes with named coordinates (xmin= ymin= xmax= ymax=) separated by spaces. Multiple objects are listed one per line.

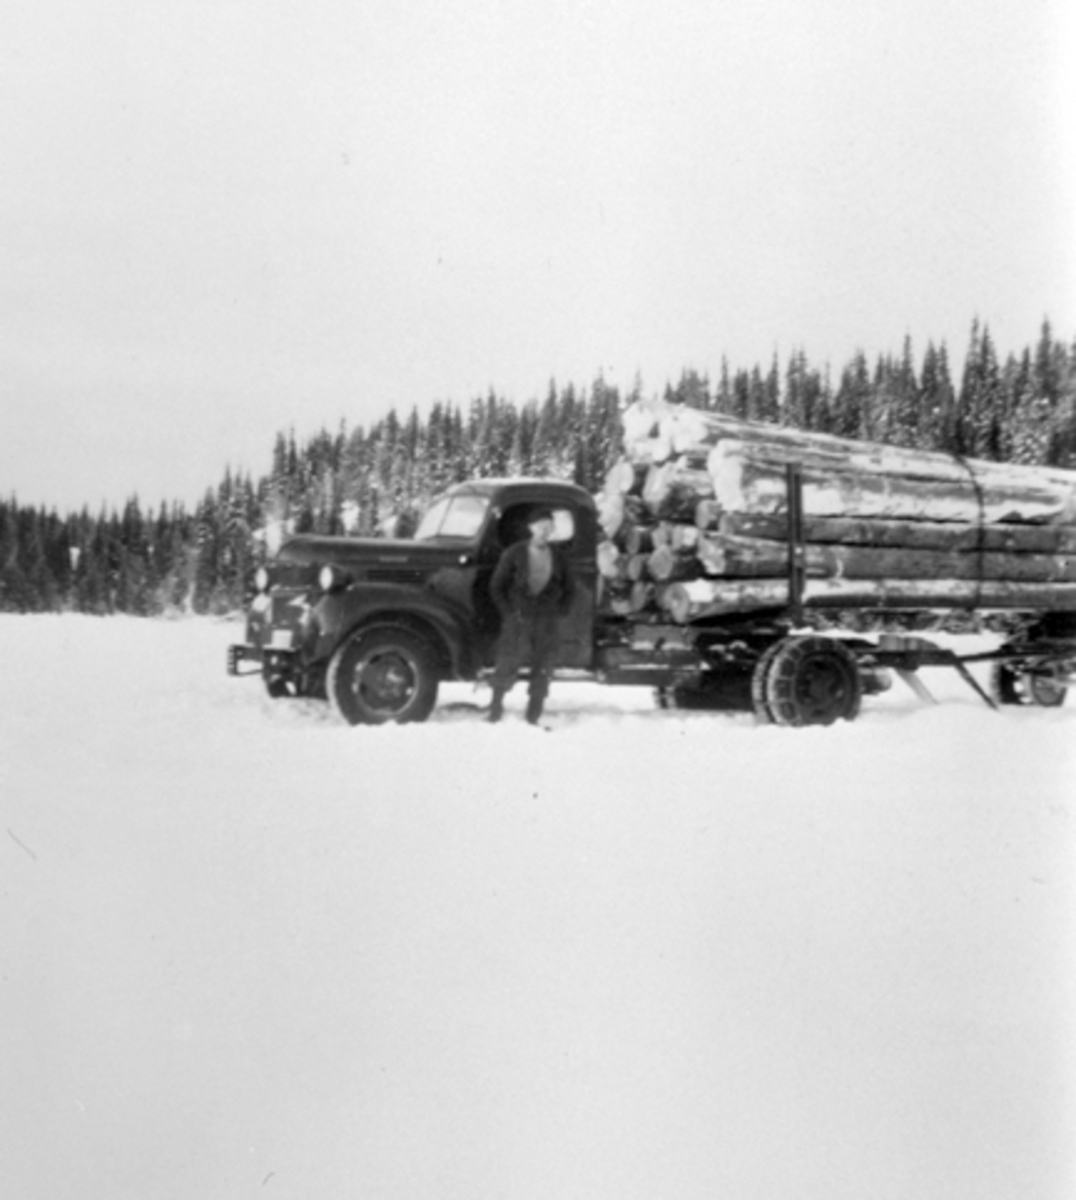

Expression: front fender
xmin=311 ymin=584 xmax=477 ymax=678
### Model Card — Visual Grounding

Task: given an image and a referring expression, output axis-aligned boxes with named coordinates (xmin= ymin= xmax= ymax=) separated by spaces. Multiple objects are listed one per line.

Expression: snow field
xmin=1 ymin=615 xmax=1074 ymax=1199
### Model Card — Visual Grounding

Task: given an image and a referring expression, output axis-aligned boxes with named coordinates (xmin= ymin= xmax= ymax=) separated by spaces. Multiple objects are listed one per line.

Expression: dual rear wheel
xmin=752 ymin=635 xmax=862 ymax=727
xmin=660 ymin=635 xmax=863 ymax=726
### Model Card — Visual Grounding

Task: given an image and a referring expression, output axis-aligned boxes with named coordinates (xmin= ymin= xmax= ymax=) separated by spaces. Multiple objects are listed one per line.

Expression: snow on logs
xmin=595 ymin=398 xmax=1076 ymax=621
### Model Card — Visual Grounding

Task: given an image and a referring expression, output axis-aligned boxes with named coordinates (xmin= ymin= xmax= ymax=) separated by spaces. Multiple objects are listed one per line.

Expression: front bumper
xmin=228 ymin=587 xmax=317 ymax=679
xmin=227 ymin=643 xmax=300 ymax=678
xmin=227 ymin=643 xmax=261 ymax=676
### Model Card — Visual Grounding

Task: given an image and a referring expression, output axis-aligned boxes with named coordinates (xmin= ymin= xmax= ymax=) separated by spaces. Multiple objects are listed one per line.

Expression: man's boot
xmin=488 ymin=687 xmax=506 ymax=723
xmin=525 ymin=679 xmax=547 ymax=725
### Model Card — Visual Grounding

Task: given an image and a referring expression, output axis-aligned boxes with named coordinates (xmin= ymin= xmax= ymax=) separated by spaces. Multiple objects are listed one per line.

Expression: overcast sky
xmin=3 ymin=0 xmax=1074 ymax=513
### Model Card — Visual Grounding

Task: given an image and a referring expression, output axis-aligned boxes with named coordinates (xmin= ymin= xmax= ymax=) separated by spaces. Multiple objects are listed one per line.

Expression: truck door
xmin=478 ymin=500 xmax=596 ymax=670
xmin=554 ymin=505 xmax=597 ymax=669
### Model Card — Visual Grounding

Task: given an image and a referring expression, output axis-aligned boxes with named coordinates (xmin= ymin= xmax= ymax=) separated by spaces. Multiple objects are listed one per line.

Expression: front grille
xmin=369 ymin=567 xmax=430 ymax=586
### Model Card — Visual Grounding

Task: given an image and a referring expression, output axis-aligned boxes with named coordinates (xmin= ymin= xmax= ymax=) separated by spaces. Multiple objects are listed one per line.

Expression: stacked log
xmin=595 ymin=399 xmax=1076 ymax=622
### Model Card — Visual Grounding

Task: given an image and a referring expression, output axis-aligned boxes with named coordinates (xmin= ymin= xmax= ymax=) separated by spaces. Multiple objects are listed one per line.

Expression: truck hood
xmin=277 ymin=534 xmax=472 ymax=573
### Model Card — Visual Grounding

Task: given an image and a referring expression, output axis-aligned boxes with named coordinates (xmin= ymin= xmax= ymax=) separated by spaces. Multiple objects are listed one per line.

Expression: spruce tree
xmin=1010 ymin=348 xmax=1052 ymax=464
xmin=955 ymin=319 xmax=983 ymax=456
xmin=833 ymin=351 xmax=871 ymax=440
xmin=890 ymin=335 xmax=920 ymax=447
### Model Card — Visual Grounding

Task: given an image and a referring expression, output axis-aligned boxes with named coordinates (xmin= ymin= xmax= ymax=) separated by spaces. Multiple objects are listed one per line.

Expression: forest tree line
xmin=2 ymin=320 xmax=1074 ymax=616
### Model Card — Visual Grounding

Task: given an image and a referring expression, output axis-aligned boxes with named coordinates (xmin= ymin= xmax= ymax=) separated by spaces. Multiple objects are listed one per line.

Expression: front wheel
xmin=327 ymin=628 xmax=440 ymax=725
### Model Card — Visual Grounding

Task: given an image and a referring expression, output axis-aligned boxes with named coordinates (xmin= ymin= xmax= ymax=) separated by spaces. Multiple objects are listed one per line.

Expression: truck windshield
xmin=414 ymin=493 xmax=490 ymax=541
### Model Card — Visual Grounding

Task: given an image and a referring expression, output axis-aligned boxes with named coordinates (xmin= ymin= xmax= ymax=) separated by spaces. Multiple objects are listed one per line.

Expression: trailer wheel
xmin=1023 ymin=664 xmax=1068 ymax=707
xmin=761 ymin=635 xmax=862 ymax=727
xmin=327 ymin=627 xmax=440 ymax=725
xmin=990 ymin=662 xmax=1028 ymax=706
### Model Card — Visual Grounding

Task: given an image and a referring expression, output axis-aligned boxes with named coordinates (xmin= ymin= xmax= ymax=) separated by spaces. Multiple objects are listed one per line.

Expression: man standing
xmin=487 ymin=506 xmax=576 ymax=725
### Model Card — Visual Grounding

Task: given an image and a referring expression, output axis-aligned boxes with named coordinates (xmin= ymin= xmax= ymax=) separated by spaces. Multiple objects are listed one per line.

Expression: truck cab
xmin=228 ymin=479 xmax=598 ymax=723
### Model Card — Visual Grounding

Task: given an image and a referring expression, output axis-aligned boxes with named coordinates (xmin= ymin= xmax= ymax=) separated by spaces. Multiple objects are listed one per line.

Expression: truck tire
xmin=1023 ymin=665 xmax=1068 ymax=707
xmin=990 ymin=662 xmax=1028 ymax=705
xmin=327 ymin=627 xmax=440 ymax=725
xmin=760 ymin=635 xmax=862 ymax=727
xmin=749 ymin=640 xmax=787 ymax=724
xmin=990 ymin=661 xmax=1067 ymax=707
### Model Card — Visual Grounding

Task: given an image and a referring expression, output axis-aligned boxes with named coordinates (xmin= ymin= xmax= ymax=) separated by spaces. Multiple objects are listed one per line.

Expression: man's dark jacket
xmin=490 ymin=542 xmax=576 ymax=621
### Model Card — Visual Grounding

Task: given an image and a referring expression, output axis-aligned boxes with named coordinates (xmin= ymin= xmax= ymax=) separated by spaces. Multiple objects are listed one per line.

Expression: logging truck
xmin=227 ymin=460 xmax=1076 ymax=726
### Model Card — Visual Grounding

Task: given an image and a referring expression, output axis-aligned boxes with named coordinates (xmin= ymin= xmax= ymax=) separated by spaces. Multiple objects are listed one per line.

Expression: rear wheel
xmin=327 ymin=628 xmax=440 ymax=725
xmin=1023 ymin=664 xmax=1068 ymax=707
xmin=750 ymin=641 xmax=787 ymax=724
xmin=760 ymin=635 xmax=862 ymax=727
xmin=991 ymin=661 xmax=1068 ymax=707
xmin=991 ymin=662 xmax=1028 ymax=705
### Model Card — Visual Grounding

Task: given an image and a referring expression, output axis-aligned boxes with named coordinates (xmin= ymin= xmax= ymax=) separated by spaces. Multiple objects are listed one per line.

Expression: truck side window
xmin=496 ymin=506 xmax=575 ymax=548
xmin=549 ymin=509 xmax=574 ymax=544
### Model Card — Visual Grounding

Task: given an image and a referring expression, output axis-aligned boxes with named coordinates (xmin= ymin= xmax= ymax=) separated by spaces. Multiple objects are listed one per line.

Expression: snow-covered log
xmin=719 ymin=511 xmax=1076 ymax=554
xmin=602 ymin=398 xmax=1076 ymax=622
xmin=693 ymin=531 xmax=1076 ymax=583
xmin=641 ymin=459 xmax=715 ymax=519
xmin=596 ymin=540 xmax=623 ymax=579
xmin=707 ymin=438 xmax=1076 ymax=525
xmin=657 ymin=576 xmax=1076 ymax=620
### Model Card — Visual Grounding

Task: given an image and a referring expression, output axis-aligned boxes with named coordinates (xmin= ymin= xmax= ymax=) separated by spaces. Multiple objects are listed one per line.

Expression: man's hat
xmin=528 ymin=505 xmax=555 ymax=524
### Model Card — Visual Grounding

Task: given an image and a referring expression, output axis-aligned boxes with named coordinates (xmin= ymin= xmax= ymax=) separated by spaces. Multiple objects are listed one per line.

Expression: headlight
xmin=254 ymin=566 xmax=270 ymax=592
xmin=318 ymin=564 xmax=345 ymax=592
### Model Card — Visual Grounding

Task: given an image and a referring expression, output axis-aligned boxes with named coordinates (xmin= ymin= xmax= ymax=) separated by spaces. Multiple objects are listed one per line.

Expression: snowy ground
xmin=2 ymin=614 xmax=1074 ymax=1200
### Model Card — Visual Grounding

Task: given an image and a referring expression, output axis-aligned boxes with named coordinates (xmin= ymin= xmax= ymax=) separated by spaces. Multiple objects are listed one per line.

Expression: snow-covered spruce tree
xmin=918 ymin=341 xmax=957 ymax=453
xmin=530 ymin=383 xmax=563 ymax=478
xmin=578 ymin=375 xmax=623 ymax=492
xmin=889 ymin=336 xmax=921 ymax=448
xmin=954 ymin=319 xmax=1005 ymax=459
xmin=832 ymin=350 xmax=871 ymax=440
xmin=783 ymin=350 xmax=809 ymax=430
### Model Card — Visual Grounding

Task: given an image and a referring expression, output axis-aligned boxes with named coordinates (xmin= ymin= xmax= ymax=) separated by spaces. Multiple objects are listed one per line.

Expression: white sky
xmin=3 ymin=0 xmax=1075 ymax=513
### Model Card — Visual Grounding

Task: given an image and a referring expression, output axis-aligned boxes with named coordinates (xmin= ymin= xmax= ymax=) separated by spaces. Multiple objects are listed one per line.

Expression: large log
xmin=596 ymin=491 xmax=626 ymax=540
xmin=623 ymin=398 xmax=1076 ymax=525
xmin=625 ymin=551 xmax=649 ymax=581
xmin=641 ymin=459 xmax=715 ymax=520
xmin=693 ymin=531 xmax=1076 ymax=583
xmin=645 ymin=543 xmax=706 ymax=583
xmin=620 ymin=524 xmax=654 ymax=555
xmin=644 ymin=397 xmax=1076 ymax=496
xmin=602 ymin=459 xmax=647 ymax=496
xmin=630 ymin=581 xmax=655 ymax=612
xmin=708 ymin=439 xmax=1076 ymax=525
xmin=719 ymin=511 xmax=1076 ymax=554
xmin=656 ymin=576 xmax=1076 ymax=620
xmin=596 ymin=540 xmax=624 ymax=579
xmin=647 ymin=544 xmax=677 ymax=581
